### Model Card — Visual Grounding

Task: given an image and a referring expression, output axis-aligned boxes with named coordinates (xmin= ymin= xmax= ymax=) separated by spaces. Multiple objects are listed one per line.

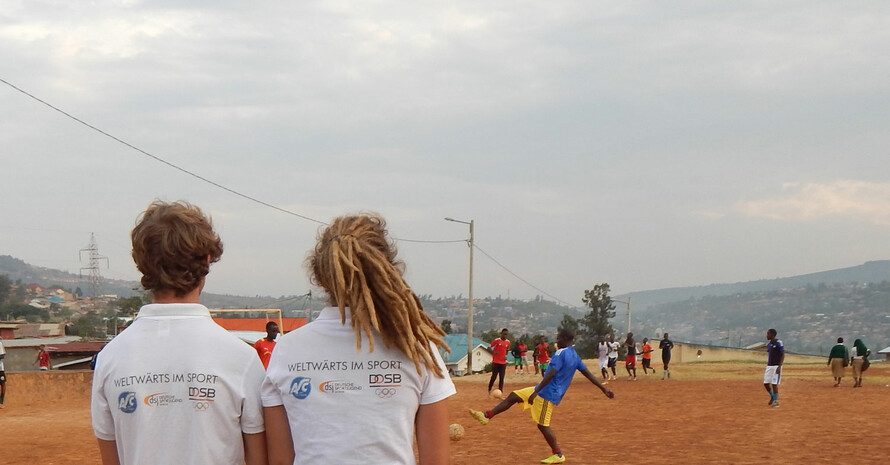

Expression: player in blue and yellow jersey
xmin=470 ymin=329 xmax=614 ymax=464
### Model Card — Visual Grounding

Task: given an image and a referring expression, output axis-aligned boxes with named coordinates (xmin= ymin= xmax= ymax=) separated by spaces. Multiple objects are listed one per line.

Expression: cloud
xmin=737 ymin=180 xmax=890 ymax=225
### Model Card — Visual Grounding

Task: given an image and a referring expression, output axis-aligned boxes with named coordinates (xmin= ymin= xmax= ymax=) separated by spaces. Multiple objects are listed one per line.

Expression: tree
xmin=558 ymin=314 xmax=579 ymax=334
xmin=115 ymin=296 xmax=144 ymax=316
xmin=440 ymin=319 xmax=453 ymax=334
xmin=578 ymin=283 xmax=616 ymax=357
xmin=0 ymin=274 xmax=10 ymax=304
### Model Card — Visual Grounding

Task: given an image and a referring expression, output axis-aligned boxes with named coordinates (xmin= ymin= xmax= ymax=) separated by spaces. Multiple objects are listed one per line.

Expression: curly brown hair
xmin=131 ymin=200 xmax=223 ymax=297
xmin=308 ymin=214 xmax=448 ymax=377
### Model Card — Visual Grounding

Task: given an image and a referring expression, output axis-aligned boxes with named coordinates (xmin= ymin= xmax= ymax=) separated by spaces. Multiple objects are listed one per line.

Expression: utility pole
xmin=80 ymin=233 xmax=109 ymax=298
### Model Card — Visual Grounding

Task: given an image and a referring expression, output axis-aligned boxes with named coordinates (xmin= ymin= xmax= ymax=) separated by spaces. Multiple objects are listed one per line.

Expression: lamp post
xmin=613 ymin=297 xmax=631 ymax=334
xmin=445 ymin=217 xmax=474 ymax=375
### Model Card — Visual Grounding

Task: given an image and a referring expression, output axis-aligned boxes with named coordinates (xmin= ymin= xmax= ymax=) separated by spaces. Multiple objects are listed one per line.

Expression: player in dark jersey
xmin=659 ymin=333 xmax=673 ymax=380
xmin=763 ymin=328 xmax=784 ymax=407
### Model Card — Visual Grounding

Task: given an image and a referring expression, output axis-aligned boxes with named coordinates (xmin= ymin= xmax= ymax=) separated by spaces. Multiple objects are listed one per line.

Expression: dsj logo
xmin=290 ymin=377 xmax=312 ymax=399
xmin=188 ymin=386 xmax=216 ymax=401
xmin=143 ymin=393 xmax=182 ymax=407
xmin=118 ymin=391 xmax=137 ymax=413
xmin=369 ymin=373 xmax=402 ymax=386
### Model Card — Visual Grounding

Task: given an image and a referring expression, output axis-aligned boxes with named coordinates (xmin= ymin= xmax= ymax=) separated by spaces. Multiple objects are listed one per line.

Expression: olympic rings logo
xmin=376 ymin=388 xmax=396 ymax=398
xmin=193 ymin=401 xmax=210 ymax=411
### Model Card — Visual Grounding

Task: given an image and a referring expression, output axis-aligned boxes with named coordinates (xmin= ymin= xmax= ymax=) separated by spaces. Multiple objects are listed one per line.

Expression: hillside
xmin=630 ymin=281 xmax=890 ymax=355
xmin=618 ymin=260 xmax=890 ymax=310
xmin=3 ymin=254 xmax=889 ymax=353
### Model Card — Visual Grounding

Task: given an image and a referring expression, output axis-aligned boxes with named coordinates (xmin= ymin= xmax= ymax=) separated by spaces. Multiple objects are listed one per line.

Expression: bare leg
xmin=538 ymin=424 xmax=560 ymax=453
xmin=489 ymin=392 xmax=523 ymax=417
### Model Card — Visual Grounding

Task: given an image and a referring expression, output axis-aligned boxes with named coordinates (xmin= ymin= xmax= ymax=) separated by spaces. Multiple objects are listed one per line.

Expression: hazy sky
xmin=3 ymin=1 xmax=890 ymax=307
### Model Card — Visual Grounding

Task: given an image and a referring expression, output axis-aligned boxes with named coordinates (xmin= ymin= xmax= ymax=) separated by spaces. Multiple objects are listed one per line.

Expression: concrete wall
xmin=3 ymin=371 xmax=94 ymax=407
xmin=4 ymin=346 xmax=44 ymax=372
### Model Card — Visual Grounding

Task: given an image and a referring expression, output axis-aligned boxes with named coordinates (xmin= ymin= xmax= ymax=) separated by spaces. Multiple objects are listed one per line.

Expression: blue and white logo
xmin=289 ymin=377 xmax=312 ymax=399
xmin=118 ymin=391 xmax=137 ymax=413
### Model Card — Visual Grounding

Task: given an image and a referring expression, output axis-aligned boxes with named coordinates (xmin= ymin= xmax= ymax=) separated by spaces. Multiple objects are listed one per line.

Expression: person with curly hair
xmin=91 ymin=200 xmax=267 ymax=465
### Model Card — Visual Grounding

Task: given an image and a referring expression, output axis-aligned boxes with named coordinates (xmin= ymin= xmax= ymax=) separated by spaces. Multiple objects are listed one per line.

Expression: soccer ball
xmin=449 ymin=423 xmax=465 ymax=441
xmin=490 ymin=388 xmax=503 ymax=399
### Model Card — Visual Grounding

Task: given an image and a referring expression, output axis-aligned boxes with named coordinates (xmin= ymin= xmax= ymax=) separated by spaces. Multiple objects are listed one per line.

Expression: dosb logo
xmin=290 ymin=377 xmax=312 ymax=399
xmin=369 ymin=373 xmax=401 ymax=385
xmin=118 ymin=391 xmax=137 ymax=413
xmin=188 ymin=386 xmax=216 ymax=401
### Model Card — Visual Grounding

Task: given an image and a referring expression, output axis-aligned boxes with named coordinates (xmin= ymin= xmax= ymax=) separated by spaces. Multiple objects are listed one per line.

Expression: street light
xmin=612 ymin=297 xmax=631 ymax=334
xmin=445 ymin=217 xmax=474 ymax=375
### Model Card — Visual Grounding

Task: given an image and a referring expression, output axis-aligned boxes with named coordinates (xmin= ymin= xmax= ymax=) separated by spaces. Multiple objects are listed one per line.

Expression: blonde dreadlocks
xmin=309 ymin=214 xmax=449 ymax=377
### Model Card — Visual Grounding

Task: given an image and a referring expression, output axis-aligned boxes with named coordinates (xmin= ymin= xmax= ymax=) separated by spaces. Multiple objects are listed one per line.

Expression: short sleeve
xmin=549 ymin=350 xmax=564 ymax=372
xmin=90 ymin=356 xmax=116 ymax=441
xmin=419 ymin=345 xmax=456 ymax=405
xmin=240 ymin=356 xmax=266 ymax=434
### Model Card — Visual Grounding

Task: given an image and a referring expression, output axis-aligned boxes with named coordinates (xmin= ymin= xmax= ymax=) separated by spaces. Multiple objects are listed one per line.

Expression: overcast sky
xmin=2 ymin=1 xmax=890 ymax=307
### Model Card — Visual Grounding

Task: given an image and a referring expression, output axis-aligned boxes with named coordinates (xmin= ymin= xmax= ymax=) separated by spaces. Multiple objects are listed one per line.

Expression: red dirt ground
xmin=3 ymin=363 xmax=889 ymax=464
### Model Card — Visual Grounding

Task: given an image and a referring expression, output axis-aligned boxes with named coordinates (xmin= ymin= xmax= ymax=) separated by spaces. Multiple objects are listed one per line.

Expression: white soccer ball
xmin=449 ymin=423 xmax=465 ymax=441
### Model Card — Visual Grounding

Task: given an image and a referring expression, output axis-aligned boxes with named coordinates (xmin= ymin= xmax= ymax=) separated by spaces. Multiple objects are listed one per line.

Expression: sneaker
xmin=468 ymin=409 xmax=488 ymax=425
xmin=771 ymin=400 xmax=780 ymax=408
xmin=767 ymin=398 xmax=775 ymax=406
xmin=541 ymin=454 xmax=566 ymax=464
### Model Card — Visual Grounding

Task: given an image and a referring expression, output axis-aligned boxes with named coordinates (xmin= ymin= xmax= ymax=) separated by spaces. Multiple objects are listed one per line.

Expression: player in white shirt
xmin=262 ymin=214 xmax=455 ymax=465
xmin=596 ymin=336 xmax=610 ymax=382
xmin=0 ymin=336 xmax=7 ymax=408
xmin=607 ymin=334 xmax=620 ymax=381
xmin=90 ymin=201 xmax=267 ymax=465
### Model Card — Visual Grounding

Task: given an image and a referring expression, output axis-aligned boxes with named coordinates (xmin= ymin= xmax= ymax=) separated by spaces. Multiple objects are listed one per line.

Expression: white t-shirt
xmin=91 ymin=303 xmax=265 ymax=465
xmin=0 ymin=338 xmax=6 ymax=371
xmin=597 ymin=342 xmax=609 ymax=360
xmin=262 ymin=307 xmax=456 ymax=464
xmin=607 ymin=341 xmax=620 ymax=359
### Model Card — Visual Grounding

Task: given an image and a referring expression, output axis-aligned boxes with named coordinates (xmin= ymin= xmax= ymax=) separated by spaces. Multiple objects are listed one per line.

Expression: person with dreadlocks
xmin=261 ymin=214 xmax=455 ymax=465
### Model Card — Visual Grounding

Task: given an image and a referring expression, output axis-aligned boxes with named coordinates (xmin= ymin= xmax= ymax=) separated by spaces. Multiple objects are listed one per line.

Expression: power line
xmin=1 ymin=77 xmax=466 ymax=245
xmin=473 ymin=243 xmax=579 ymax=309
xmin=1 ymin=77 xmax=327 ymax=225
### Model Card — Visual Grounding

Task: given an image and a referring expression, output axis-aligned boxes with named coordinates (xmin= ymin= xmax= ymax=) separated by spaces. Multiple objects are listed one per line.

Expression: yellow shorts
xmin=513 ymin=386 xmax=554 ymax=427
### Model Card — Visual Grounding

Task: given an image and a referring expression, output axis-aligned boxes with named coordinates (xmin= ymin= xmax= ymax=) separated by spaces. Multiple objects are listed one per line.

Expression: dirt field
xmin=3 ymin=362 xmax=889 ymax=464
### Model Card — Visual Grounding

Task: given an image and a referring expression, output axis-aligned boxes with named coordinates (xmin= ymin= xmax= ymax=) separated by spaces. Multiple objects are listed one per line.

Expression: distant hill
xmin=617 ymin=260 xmax=890 ymax=311
xmin=0 ymin=254 xmax=311 ymax=312
xmin=4 ymin=254 xmax=890 ymax=353
xmin=616 ymin=261 xmax=890 ymax=355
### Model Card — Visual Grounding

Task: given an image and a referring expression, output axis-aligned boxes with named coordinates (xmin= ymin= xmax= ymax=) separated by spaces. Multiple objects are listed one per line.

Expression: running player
xmin=659 ymin=333 xmax=673 ymax=379
xmin=596 ymin=336 xmax=610 ymax=382
xmin=764 ymin=328 xmax=784 ymax=407
xmin=640 ymin=338 xmax=655 ymax=375
xmin=624 ymin=332 xmax=637 ymax=380
xmin=469 ymin=329 xmax=614 ymax=464
xmin=607 ymin=334 xmax=619 ymax=380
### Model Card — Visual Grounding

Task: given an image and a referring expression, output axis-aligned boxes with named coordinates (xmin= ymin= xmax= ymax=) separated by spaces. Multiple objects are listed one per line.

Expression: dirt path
xmin=3 ymin=363 xmax=888 ymax=464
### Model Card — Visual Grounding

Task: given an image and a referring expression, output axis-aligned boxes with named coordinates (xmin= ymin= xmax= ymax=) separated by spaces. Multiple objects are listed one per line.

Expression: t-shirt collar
xmin=316 ymin=306 xmax=351 ymax=321
xmin=136 ymin=303 xmax=211 ymax=318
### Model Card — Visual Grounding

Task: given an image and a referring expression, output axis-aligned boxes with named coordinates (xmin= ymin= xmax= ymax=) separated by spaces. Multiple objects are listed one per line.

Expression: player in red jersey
xmin=536 ymin=337 xmax=550 ymax=377
xmin=254 ymin=321 xmax=279 ymax=369
xmin=488 ymin=328 xmax=511 ymax=393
